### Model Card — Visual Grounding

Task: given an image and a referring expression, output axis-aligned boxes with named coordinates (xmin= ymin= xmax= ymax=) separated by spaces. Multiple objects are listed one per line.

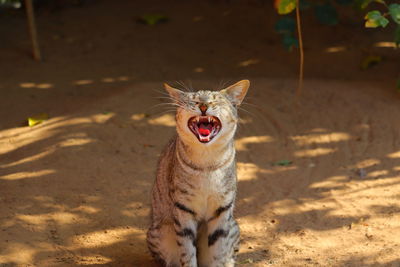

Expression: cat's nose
xmin=199 ymin=104 xmax=208 ymax=115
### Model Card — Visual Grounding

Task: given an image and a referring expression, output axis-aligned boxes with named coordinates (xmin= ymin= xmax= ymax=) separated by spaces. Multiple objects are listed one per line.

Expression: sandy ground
xmin=1 ymin=0 xmax=400 ymax=266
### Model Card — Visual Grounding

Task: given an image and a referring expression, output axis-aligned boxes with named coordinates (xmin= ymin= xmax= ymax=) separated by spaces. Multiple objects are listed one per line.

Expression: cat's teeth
xmin=199 ymin=135 xmax=210 ymax=142
xmin=208 ymin=117 xmax=211 ymax=123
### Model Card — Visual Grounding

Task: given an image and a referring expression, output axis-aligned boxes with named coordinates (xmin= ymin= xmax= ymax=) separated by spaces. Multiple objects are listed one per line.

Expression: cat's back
xmin=156 ymin=135 xmax=178 ymax=177
xmin=150 ymin=136 xmax=178 ymax=222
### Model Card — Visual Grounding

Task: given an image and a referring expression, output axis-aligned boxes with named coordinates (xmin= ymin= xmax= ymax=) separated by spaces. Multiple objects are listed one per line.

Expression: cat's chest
xmin=189 ymin=169 xmax=235 ymax=220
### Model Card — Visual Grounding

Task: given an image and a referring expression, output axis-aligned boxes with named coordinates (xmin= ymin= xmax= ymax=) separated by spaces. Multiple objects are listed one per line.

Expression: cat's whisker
xmin=152 ymin=89 xmax=172 ymax=97
xmin=149 ymin=101 xmax=183 ymax=108
xmin=151 ymin=99 xmax=182 ymax=105
xmin=238 ymin=106 xmax=257 ymax=118
xmin=217 ymin=79 xmax=232 ymax=91
xmin=240 ymin=101 xmax=258 ymax=108
xmin=150 ymin=110 xmax=177 ymax=118
xmin=175 ymin=80 xmax=194 ymax=92
xmin=187 ymin=80 xmax=194 ymax=92
xmin=148 ymin=104 xmax=181 ymax=111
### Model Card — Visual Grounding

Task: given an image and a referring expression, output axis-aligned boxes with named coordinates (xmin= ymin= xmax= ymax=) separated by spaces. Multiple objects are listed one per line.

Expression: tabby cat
xmin=147 ymin=80 xmax=250 ymax=267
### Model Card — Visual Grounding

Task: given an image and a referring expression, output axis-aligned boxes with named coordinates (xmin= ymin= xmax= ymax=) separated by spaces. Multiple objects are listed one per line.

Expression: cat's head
xmin=164 ymin=80 xmax=249 ymax=147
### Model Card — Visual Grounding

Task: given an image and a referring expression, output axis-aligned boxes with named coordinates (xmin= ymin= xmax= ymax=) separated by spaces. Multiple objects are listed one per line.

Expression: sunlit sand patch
xmin=237 ymin=162 xmax=273 ymax=181
xmin=349 ymin=176 xmax=400 ymax=191
xmin=238 ymin=58 xmax=260 ymax=67
xmin=32 ymin=195 xmax=54 ymax=202
xmin=43 ymin=114 xmax=116 ymax=128
xmin=91 ymin=112 xmax=114 ymax=123
xmin=131 ymin=113 xmax=148 ymax=121
xmin=73 ymin=79 xmax=94 ymax=85
xmin=238 ymin=154 xmax=400 ymax=266
xmin=271 ymin=199 xmax=300 ymax=215
xmin=357 ymin=123 xmax=370 ymax=130
xmin=291 ymin=132 xmax=350 ymax=146
xmin=121 ymin=202 xmax=149 ymax=218
xmin=324 ymin=46 xmax=346 ymax=53
xmin=19 ymin=82 xmax=54 ymax=89
xmin=101 ymin=77 xmax=115 ymax=83
xmin=387 ymin=151 xmax=400 ymax=158
xmin=374 ymin=41 xmax=396 ymax=48
xmin=84 ymin=195 xmax=101 ymax=203
xmin=310 ymin=175 xmax=348 ymax=189
xmin=354 ymin=158 xmax=381 ymax=169
xmin=117 ymin=76 xmax=130 ymax=81
xmin=193 ymin=67 xmax=204 ymax=73
xmin=148 ymin=114 xmax=176 ymax=127
xmin=393 ymin=166 xmax=400 ymax=171
xmin=73 ymin=227 xmax=145 ymax=248
xmin=59 ymin=138 xmax=94 ymax=147
xmin=235 ymin=135 xmax=274 ymax=151
xmin=294 ymin=148 xmax=336 ymax=157
xmin=17 ymin=212 xmax=89 ymax=229
xmin=0 ymin=242 xmax=37 ymax=264
xmin=36 ymin=83 xmax=54 ymax=89
xmin=238 ymin=219 xmax=268 ymax=233
xmin=19 ymin=82 xmax=36 ymax=88
xmin=0 ymin=169 xmax=55 ymax=180
xmin=72 ymin=205 xmax=101 ymax=214
xmin=0 ymin=114 xmax=97 ymax=143
xmin=310 ymin=128 xmax=328 ymax=132
xmin=367 ymin=170 xmax=388 ymax=178
xmin=0 ymin=128 xmax=59 ymax=154
xmin=74 ymin=255 xmax=113 ymax=265
xmin=0 ymin=149 xmax=54 ymax=168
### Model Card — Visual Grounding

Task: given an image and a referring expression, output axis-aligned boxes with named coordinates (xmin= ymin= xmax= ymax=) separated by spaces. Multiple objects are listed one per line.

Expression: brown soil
xmin=1 ymin=0 xmax=400 ymax=266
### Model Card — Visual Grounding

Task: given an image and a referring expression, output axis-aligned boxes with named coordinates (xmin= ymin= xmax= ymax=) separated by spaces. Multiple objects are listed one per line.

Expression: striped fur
xmin=147 ymin=80 xmax=250 ymax=267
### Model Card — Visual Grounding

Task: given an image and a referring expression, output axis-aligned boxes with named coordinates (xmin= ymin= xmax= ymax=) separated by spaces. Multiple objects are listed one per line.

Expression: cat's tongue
xmin=198 ymin=123 xmax=212 ymax=136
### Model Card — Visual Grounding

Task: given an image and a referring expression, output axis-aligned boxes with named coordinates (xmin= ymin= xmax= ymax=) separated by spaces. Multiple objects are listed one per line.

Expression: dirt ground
xmin=1 ymin=0 xmax=400 ymax=266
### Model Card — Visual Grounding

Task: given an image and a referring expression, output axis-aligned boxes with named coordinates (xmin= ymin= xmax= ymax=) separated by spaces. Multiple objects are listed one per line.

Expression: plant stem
xmin=25 ymin=0 xmax=41 ymax=61
xmin=295 ymin=0 xmax=304 ymax=98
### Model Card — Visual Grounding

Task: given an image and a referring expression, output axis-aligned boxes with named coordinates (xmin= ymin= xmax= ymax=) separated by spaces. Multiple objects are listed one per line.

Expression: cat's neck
xmin=176 ymin=136 xmax=235 ymax=169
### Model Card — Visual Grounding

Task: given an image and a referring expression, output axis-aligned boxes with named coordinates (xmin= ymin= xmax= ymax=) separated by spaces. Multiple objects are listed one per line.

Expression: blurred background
xmin=1 ymin=0 xmax=399 ymax=129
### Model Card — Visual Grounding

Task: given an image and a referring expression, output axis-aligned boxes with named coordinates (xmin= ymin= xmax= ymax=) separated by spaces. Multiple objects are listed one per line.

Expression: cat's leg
xmin=173 ymin=202 xmax=198 ymax=267
xmin=202 ymin=210 xmax=240 ymax=267
xmin=147 ymin=223 xmax=181 ymax=267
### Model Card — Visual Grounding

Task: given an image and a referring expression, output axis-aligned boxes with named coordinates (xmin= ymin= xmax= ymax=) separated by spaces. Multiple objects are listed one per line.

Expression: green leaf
xmin=395 ymin=25 xmax=400 ymax=47
xmin=275 ymin=17 xmax=296 ymax=35
xmin=277 ymin=0 xmax=297 ymax=15
xmin=364 ymin=10 xmax=389 ymax=28
xmin=282 ymin=34 xmax=299 ymax=51
xmin=314 ymin=3 xmax=339 ymax=25
xmin=355 ymin=0 xmax=385 ymax=9
xmin=137 ymin=14 xmax=168 ymax=26
xmin=274 ymin=160 xmax=293 ymax=166
xmin=28 ymin=113 xmax=49 ymax=127
xmin=389 ymin=3 xmax=400 ymax=24
xmin=355 ymin=0 xmax=373 ymax=9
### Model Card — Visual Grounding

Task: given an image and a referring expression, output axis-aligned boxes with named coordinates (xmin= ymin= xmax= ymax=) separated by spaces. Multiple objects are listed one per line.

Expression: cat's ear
xmin=164 ymin=83 xmax=185 ymax=103
xmin=220 ymin=80 xmax=250 ymax=106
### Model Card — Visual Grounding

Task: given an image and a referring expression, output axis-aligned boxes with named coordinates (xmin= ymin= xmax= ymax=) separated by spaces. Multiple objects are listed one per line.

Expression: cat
xmin=147 ymin=80 xmax=250 ymax=267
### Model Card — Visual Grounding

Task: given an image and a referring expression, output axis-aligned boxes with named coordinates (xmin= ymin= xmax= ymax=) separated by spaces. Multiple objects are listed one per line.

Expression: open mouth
xmin=188 ymin=116 xmax=222 ymax=143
